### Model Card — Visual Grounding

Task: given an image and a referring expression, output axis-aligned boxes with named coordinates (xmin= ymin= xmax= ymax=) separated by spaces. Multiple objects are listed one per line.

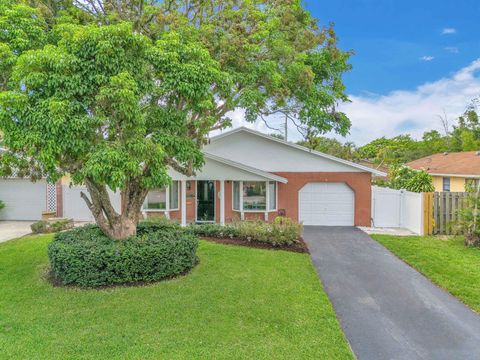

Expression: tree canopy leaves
xmin=0 ymin=0 xmax=353 ymax=239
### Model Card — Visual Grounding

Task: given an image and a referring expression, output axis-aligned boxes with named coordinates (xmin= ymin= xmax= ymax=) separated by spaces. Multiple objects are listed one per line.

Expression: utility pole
xmin=284 ymin=114 xmax=288 ymax=141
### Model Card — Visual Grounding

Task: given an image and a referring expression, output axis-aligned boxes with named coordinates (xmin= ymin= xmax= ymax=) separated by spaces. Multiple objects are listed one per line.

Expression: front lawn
xmin=0 ymin=235 xmax=352 ymax=359
xmin=372 ymin=235 xmax=480 ymax=313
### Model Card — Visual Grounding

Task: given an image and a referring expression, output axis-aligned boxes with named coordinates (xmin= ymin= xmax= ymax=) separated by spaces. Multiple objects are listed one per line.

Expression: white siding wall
xmin=205 ymin=131 xmax=362 ymax=172
xmin=372 ymin=186 xmax=424 ymax=235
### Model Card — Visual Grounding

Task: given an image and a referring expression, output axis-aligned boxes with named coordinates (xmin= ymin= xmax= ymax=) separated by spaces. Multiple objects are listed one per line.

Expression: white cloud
xmin=339 ymin=59 xmax=480 ymax=144
xmin=442 ymin=28 xmax=457 ymax=35
xmin=420 ymin=55 xmax=435 ymax=61
xmin=444 ymin=46 xmax=459 ymax=54
xmin=213 ymin=59 xmax=480 ymax=145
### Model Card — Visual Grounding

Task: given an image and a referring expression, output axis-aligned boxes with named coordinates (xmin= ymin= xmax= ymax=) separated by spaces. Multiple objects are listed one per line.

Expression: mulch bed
xmin=201 ymin=236 xmax=309 ymax=253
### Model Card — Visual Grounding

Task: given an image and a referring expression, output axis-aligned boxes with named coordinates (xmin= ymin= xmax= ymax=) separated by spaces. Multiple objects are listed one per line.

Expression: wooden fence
xmin=425 ymin=192 xmax=469 ymax=235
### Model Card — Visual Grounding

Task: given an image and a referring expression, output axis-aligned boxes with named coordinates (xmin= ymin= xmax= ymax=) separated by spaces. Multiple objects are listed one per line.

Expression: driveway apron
xmin=303 ymin=226 xmax=480 ymax=360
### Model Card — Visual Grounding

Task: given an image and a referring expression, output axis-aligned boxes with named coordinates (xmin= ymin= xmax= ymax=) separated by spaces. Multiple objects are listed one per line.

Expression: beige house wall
xmin=432 ymin=176 xmax=466 ymax=192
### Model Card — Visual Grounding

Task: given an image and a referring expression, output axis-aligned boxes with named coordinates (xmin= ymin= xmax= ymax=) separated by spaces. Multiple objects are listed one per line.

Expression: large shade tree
xmin=0 ymin=0 xmax=352 ymax=240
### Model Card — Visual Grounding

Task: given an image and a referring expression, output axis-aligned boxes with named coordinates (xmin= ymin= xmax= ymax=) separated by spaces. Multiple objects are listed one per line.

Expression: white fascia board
xmin=210 ymin=127 xmax=386 ymax=176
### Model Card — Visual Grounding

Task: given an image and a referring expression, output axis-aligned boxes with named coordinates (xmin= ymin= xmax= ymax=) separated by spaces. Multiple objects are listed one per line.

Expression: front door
xmin=197 ymin=180 xmax=215 ymax=222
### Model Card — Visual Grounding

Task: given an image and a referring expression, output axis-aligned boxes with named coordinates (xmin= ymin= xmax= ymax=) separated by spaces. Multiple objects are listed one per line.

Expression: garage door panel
xmin=63 ymin=185 xmax=121 ymax=221
xmin=299 ymin=182 xmax=354 ymax=226
xmin=0 ymin=179 xmax=46 ymax=220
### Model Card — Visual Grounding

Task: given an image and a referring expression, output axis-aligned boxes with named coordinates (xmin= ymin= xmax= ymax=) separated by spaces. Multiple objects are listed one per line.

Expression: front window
xmin=243 ymin=182 xmax=266 ymax=210
xmin=443 ymin=177 xmax=450 ymax=192
xmin=145 ymin=188 xmax=167 ymax=210
xmin=144 ymin=181 xmax=179 ymax=210
xmin=233 ymin=181 xmax=240 ymax=210
xmin=268 ymin=181 xmax=276 ymax=210
xmin=232 ymin=181 xmax=277 ymax=211
xmin=169 ymin=181 xmax=179 ymax=209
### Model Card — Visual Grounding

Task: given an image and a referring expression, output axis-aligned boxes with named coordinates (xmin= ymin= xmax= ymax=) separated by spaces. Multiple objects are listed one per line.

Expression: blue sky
xmin=304 ymin=0 xmax=480 ymax=95
xmin=226 ymin=1 xmax=480 ymax=145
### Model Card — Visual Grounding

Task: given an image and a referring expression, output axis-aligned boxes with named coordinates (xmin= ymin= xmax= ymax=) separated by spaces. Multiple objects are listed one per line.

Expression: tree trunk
xmin=80 ymin=178 xmax=148 ymax=240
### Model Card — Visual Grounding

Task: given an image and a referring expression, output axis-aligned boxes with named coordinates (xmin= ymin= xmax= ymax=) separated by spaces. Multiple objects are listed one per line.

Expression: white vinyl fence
xmin=371 ymin=186 xmax=424 ymax=235
xmin=63 ymin=186 xmax=121 ymax=221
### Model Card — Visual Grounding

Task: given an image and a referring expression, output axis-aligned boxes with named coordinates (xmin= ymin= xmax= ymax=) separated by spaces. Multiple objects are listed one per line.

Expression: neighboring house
xmin=0 ymin=127 xmax=385 ymax=226
xmin=407 ymin=151 xmax=480 ymax=192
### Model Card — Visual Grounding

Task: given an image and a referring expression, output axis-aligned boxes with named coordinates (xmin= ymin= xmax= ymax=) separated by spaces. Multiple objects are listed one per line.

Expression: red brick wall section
xmin=170 ymin=173 xmax=372 ymax=226
xmin=55 ymin=181 xmax=63 ymax=217
xmin=168 ymin=180 xmax=196 ymax=223
xmin=273 ymin=172 xmax=372 ymax=227
xmin=224 ymin=181 xmax=234 ymax=222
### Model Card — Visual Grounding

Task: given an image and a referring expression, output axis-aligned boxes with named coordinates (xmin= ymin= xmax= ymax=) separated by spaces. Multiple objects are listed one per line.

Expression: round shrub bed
xmin=48 ymin=224 xmax=198 ymax=287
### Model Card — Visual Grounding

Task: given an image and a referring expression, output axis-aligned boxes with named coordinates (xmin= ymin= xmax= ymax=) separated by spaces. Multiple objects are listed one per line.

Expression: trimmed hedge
xmin=188 ymin=217 xmax=302 ymax=246
xmin=48 ymin=223 xmax=198 ymax=287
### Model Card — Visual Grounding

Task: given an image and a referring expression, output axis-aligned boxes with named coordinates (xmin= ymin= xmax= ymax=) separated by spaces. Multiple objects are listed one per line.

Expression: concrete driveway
xmin=0 ymin=221 xmax=32 ymax=243
xmin=303 ymin=226 xmax=480 ymax=360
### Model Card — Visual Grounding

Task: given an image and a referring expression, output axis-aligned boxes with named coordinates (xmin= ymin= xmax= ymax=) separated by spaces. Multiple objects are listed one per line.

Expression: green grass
xmin=0 ymin=235 xmax=352 ymax=360
xmin=372 ymin=234 xmax=480 ymax=313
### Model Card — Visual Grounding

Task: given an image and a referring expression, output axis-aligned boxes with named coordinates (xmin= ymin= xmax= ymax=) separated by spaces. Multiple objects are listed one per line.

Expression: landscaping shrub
xmin=48 ymin=224 xmax=198 ymax=287
xmin=31 ymin=219 xmax=73 ymax=234
xmin=235 ymin=217 xmax=302 ymax=246
xmin=453 ymin=183 xmax=480 ymax=247
xmin=31 ymin=220 xmax=49 ymax=234
xmin=188 ymin=223 xmax=240 ymax=239
xmin=189 ymin=217 xmax=302 ymax=246
xmin=137 ymin=216 xmax=181 ymax=233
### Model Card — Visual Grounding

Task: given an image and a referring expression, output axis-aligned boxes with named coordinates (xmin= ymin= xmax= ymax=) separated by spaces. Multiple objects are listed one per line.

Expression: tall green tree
xmin=297 ymin=137 xmax=357 ymax=160
xmin=451 ymin=105 xmax=480 ymax=151
xmin=0 ymin=1 xmax=352 ymax=239
xmin=0 ymin=0 xmax=47 ymax=90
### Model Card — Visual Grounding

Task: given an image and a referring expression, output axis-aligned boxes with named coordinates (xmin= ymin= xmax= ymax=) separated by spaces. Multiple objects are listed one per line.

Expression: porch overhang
xmin=168 ymin=153 xmax=288 ymax=184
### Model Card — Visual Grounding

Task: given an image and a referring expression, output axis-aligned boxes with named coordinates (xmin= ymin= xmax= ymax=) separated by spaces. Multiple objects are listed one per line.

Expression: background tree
xmin=380 ymin=166 xmax=434 ymax=193
xmin=450 ymin=104 xmax=480 ymax=151
xmin=297 ymin=137 xmax=357 ymax=161
xmin=0 ymin=0 xmax=352 ymax=240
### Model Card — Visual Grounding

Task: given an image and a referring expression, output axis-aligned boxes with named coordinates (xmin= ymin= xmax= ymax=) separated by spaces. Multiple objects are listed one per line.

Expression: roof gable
xmin=207 ymin=127 xmax=385 ymax=175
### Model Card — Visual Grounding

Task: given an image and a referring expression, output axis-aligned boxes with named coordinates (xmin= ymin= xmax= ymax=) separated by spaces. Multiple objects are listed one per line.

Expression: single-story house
xmin=407 ymin=151 xmax=480 ymax=192
xmin=0 ymin=127 xmax=385 ymax=226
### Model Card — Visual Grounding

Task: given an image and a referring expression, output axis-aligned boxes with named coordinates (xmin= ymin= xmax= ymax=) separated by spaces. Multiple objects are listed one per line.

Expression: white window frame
xmin=168 ymin=181 xmax=180 ymax=211
xmin=268 ymin=181 xmax=278 ymax=212
xmin=143 ymin=181 xmax=180 ymax=212
xmin=232 ymin=181 xmax=277 ymax=213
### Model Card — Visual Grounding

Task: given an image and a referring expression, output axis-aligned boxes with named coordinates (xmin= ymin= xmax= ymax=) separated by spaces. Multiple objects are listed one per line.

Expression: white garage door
xmin=63 ymin=185 xmax=121 ymax=221
xmin=299 ymin=182 xmax=354 ymax=226
xmin=0 ymin=179 xmax=47 ymax=220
